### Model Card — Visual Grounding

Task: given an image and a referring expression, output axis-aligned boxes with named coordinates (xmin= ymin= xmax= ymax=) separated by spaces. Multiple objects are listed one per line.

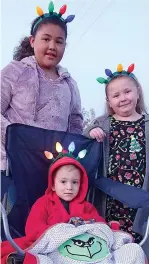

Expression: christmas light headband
xmin=96 ymin=63 xmax=137 ymax=85
xmin=44 ymin=142 xmax=87 ymax=164
xmin=32 ymin=1 xmax=75 ymax=34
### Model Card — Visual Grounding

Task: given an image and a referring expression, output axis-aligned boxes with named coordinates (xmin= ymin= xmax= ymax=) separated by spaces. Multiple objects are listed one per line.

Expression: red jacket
xmin=1 ymin=157 xmax=105 ymax=263
xmin=25 ymin=157 xmax=106 ymax=239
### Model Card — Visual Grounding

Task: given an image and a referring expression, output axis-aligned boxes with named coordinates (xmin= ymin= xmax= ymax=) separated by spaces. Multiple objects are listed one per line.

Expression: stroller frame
xmin=1 ymin=190 xmax=149 ymax=257
xmin=1 ymin=124 xmax=149 ymax=259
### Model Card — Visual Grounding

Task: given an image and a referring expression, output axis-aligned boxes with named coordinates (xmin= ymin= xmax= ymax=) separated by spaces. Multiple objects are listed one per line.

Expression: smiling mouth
xmin=65 ymin=242 xmax=102 ymax=259
xmin=120 ymin=103 xmax=130 ymax=107
xmin=45 ymin=53 xmax=56 ymax=59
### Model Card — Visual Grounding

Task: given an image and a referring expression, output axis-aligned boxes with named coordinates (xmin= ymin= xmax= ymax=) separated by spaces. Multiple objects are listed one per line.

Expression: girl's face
xmin=107 ymin=76 xmax=139 ymax=117
xmin=30 ymin=23 xmax=66 ymax=69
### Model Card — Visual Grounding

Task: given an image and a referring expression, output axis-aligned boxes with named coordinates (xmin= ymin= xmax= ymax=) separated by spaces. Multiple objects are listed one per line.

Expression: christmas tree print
xmin=129 ymin=135 xmax=142 ymax=153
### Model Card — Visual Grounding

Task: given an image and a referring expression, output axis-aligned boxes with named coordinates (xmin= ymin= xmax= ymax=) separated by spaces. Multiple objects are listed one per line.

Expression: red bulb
xmin=62 ymin=149 xmax=68 ymax=154
xmin=127 ymin=63 xmax=135 ymax=73
xmin=59 ymin=5 xmax=67 ymax=15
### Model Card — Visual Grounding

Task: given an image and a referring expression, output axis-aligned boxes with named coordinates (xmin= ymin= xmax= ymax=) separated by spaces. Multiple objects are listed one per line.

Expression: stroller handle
xmin=139 ymin=215 xmax=149 ymax=246
xmin=1 ymin=203 xmax=25 ymax=256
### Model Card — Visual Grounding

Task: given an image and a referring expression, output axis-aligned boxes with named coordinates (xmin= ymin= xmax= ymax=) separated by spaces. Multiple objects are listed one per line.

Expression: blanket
xmin=3 ymin=223 xmax=146 ymax=264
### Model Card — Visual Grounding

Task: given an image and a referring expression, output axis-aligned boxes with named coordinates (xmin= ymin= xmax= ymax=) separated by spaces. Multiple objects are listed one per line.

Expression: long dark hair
xmin=13 ymin=16 xmax=67 ymax=61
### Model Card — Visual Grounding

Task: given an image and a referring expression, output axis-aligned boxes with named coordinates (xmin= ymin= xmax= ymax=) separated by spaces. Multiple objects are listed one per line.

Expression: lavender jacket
xmin=1 ymin=56 xmax=83 ymax=170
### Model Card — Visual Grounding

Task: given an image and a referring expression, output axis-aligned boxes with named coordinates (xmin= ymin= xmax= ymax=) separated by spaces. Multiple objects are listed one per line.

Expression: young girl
xmin=1 ymin=1 xmax=83 ymax=172
xmin=84 ymin=64 xmax=149 ymax=253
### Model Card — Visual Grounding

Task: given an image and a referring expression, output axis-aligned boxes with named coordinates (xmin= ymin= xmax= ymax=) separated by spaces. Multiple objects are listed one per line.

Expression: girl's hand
xmin=89 ymin=127 xmax=106 ymax=142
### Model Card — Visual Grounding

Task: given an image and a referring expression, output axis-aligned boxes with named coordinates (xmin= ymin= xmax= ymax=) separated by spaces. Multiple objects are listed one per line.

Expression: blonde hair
xmin=105 ymin=75 xmax=148 ymax=115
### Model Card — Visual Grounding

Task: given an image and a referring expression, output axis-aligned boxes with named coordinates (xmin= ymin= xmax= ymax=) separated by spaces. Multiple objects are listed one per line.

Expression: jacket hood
xmin=45 ymin=157 xmax=88 ymax=203
xmin=21 ymin=56 xmax=70 ymax=78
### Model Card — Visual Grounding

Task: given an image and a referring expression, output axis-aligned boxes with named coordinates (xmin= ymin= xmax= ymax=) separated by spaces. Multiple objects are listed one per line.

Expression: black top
xmin=106 ymin=115 xmax=146 ymax=243
xmin=60 ymin=198 xmax=70 ymax=214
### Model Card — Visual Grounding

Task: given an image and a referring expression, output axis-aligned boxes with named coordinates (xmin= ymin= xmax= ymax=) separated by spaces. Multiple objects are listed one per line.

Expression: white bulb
xmin=68 ymin=142 xmax=75 ymax=153
xmin=78 ymin=149 xmax=87 ymax=159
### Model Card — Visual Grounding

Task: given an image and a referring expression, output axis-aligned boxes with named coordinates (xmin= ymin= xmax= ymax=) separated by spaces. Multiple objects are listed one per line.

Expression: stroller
xmin=1 ymin=124 xmax=149 ymax=263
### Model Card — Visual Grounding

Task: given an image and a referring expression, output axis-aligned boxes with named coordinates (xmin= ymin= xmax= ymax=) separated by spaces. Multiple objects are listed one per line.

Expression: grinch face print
xmin=58 ymin=233 xmax=109 ymax=262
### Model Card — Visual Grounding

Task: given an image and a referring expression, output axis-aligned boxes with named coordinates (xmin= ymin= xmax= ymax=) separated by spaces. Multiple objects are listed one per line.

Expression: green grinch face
xmin=58 ymin=233 xmax=109 ymax=262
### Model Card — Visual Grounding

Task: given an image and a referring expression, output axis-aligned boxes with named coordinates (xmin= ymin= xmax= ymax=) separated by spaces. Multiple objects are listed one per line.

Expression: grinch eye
xmin=88 ymin=237 xmax=95 ymax=245
xmin=72 ymin=239 xmax=85 ymax=247
xmin=75 ymin=241 xmax=83 ymax=247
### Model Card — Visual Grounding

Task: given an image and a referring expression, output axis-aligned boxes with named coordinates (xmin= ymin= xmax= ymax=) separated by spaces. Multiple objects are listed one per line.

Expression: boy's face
xmin=52 ymin=165 xmax=81 ymax=201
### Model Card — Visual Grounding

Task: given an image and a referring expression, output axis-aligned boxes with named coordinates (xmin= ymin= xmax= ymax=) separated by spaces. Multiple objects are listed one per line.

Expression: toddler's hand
xmin=89 ymin=127 xmax=106 ymax=142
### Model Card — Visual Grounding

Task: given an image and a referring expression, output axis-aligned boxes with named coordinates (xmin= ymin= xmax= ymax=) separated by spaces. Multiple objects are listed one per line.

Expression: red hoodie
xmin=1 ymin=157 xmax=105 ymax=263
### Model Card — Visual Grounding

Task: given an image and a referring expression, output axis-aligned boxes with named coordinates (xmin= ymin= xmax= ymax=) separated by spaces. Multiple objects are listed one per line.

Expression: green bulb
xmin=48 ymin=1 xmax=54 ymax=13
xmin=96 ymin=77 xmax=106 ymax=84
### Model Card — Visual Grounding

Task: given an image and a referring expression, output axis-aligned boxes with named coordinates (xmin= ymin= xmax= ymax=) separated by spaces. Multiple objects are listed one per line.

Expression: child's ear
xmin=29 ymin=35 xmax=35 ymax=48
xmin=52 ymin=185 xmax=55 ymax=191
xmin=106 ymin=97 xmax=111 ymax=107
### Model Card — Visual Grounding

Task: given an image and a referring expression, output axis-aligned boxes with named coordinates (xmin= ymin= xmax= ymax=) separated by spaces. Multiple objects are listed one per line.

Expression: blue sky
xmin=1 ymin=0 xmax=149 ymax=115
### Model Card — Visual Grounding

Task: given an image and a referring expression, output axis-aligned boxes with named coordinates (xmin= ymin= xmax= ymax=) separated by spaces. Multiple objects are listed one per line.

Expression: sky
xmin=1 ymin=0 xmax=149 ymax=116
